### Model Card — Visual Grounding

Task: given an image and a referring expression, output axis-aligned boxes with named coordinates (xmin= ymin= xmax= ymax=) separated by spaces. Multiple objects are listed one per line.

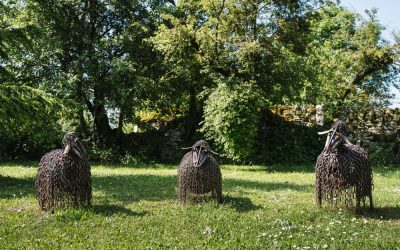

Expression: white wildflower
xmin=203 ymin=227 xmax=213 ymax=235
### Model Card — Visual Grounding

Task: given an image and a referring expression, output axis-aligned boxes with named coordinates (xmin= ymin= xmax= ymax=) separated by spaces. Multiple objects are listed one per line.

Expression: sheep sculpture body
xmin=35 ymin=132 xmax=92 ymax=211
xmin=315 ymin=119 xmax=373 ymax=210
xmin=178 ymin=140 xmax=222 ymax=203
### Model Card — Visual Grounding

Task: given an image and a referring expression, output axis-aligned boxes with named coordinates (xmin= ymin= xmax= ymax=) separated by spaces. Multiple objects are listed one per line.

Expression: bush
xmin=88 ymin=145 xmax=120 ymax=163
xmin=0 ymin=118 xmax=63 ymax=161
xmin=253 ymin=110 xmax=326 ymax=165
xmin=201 ymin=81 xmax=262 ymax=162
xmin=363 ymin=141 xmax=398 ymax=166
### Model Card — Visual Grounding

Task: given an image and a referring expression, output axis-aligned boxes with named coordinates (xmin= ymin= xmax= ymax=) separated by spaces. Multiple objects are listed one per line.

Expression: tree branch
xmin=166 ymin=0 xmax=175 ymax=6
xmin=189 ymin=35 xmax=232 ymax=77
xmin=334 ymin=51 xmax=395 ymax=116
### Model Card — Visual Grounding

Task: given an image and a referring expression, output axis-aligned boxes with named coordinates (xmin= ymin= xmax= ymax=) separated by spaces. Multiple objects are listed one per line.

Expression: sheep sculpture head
xmin=62 ymin=132 xmax=87 ymax=159
xmin=318 ymin=119 xmax=351 ymax=154
xmin=182 ymin=140 xmax=219 ymax=168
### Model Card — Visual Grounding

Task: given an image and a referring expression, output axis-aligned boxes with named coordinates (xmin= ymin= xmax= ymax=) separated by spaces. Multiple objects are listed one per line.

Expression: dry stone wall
xmin=271 ymin=104 xmax=400 ymax=149
xmin=270 ymin=105 xmax=325 ymax=127
xmin=159 ymin=105 xmax=399 ymax=163
xmin=346 ymin=108 xmax=400 ymax=144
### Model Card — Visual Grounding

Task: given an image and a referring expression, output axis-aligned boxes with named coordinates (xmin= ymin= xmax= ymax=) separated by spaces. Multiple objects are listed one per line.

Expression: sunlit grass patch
xmin=0 ymin=163 xmax=399 ymax=249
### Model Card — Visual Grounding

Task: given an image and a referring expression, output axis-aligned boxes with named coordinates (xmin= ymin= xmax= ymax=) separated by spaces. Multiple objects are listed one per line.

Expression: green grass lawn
xmin=0 ymin=163 xmax=399 ymax=249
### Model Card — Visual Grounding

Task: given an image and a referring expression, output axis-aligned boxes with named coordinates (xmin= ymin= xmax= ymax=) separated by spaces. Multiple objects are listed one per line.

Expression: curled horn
xmin=209 ymin=150 xmax=219 ymax=155
xmin=326 ymin=127 xmax=337 ymax=146
xmin=77 ymin=140 xmax=87 ymax=156
xmin=317 ymin=130 xmax=330 ymax=135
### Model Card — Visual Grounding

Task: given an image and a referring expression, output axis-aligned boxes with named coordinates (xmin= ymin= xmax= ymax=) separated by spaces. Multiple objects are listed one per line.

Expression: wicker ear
xmin=317 ymin=130 xmax=330 ymax=135
xmin=77 ymin=140 xmax=87 ymax=155
xmin=72 ymin=147 xmax=82 ymax=158
xmin=343 ymin=136 xmax=352 ymax=145
xmin=181 ymin=147 xmax=192 ymax=150
xmin=63 ymin=144 xmax=71 ymax=155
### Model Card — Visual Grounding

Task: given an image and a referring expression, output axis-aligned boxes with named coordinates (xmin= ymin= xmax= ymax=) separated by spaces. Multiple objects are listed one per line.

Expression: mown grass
xmin=0 ymin=163 xmax=399 ymax=249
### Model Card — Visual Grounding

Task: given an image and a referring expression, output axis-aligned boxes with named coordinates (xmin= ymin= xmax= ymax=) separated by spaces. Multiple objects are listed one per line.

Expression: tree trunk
xmin=184 ymin=86 xmax=201 ymax=142
xmin=88 ymin=83 xmax=115 ymax=145
xmin=76 ymin=80 xmax=89 ymax=136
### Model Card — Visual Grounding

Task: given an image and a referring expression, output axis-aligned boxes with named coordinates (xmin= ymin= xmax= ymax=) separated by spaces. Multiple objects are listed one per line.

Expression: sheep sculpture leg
xmin=369 ymin=192 xmax=373 ymax=210
xmin=355 ymin=188 xmax=361 ymax=211
xmin=215 ymin=183 xmax=223 ymax=204
xmin=316 ymin=178 xmax=322 ymax=206
xmin=178 ymin=176 xmax=187 ymax=203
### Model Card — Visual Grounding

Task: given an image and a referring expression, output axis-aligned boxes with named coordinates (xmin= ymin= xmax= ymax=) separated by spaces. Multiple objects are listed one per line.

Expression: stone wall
xmin=159 ymin=105 xmax=400 ymax=163
xmin=346 ymin=108 xmax=400 ymax=144
xmin=270 ymin=105 xmax=325 ymax=127
xmin=271 ymin=105 xmax=400 ymax=161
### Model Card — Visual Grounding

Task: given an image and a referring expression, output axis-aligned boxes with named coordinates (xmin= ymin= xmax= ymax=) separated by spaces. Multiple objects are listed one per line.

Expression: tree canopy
xmin=1 ymin=0 xmax=399 ymax=162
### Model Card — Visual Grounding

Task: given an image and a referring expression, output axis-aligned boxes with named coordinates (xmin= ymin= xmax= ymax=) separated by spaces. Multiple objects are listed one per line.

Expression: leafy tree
xmin=0 ymin=1 xmax=63 ymax=160
xmin=153 ymin=0 xmax=324 ymax=160
xmin=302 ymin=4 xmax=399 ymax=117
xmin=154 ymin=0 xmax=399 ymax=161
xmin=1 ymin=0 xmax=399 ymax=162
xmin=201 ymin=81 xmax=262 ymax=161
xmin=18 ymin=0 xmax=176 ymax=145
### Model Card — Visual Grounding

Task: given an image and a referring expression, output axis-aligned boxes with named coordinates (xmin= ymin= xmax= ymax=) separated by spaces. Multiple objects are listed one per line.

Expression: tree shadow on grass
xmin=223 ymin=196 xmax=262 ymax=212
xmin=223 ymin=164 xmax=316 ymax=173
xmin=93 ymin=174 xmax=314 ymax=205
xmin=358 ymin=206 xmax=400 ymax=220
xmin=264 ymin=165 xmax=315 ymax=173
xmin=224 ymin=178 xmax=313 ymax=192
xmin=92 ymin=204 xmax=148 ymax=217
xmin=0 ymin=176 xmax=35 ymax=199
xmin=0 ymin=162 xmax=37 ymax=168
xmin=92 ymin=174 xmax=178 ymax=204
xmin=0 ymin=172 xmax=314 ymax=204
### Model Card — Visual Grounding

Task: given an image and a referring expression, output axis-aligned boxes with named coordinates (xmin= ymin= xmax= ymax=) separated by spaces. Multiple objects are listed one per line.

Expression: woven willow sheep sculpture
xmin=35 ymin=132 xmax=92 ymax=211
xmin=315 ymin=119 xmax=373 ymax=210
xmin=178 ymin=140 xmax=222 ymax=203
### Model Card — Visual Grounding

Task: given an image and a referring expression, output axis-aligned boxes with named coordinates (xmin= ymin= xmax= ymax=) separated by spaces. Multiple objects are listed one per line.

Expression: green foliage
xmin=0 ymin=85 xmax=63 ymax=160
xmin=1 ymin=163 xmax=400 ymax=248
xmin=154 ymin=0 xmax=399 ymax=163
xmin=88 ymin=145 xmax=120 ymax=163
xmin=0 ymin=0 xmax=399 ymax=163
xmin=0 ymin=85 xmax=58 ymax=125
xmin=89 ymin=146 xmax=152 ymax=165
xmin=364 ymin=141 xmax=399 ymax=166
xmin=54 ymin=209 xmax=94 ymax=223
xmin=254 ymin=121 xmax=325 ymax=164
xmin=202 ymin=82 xmax=262 ymax=162
xmin=303 ymin=4 xmax=399 ymax=117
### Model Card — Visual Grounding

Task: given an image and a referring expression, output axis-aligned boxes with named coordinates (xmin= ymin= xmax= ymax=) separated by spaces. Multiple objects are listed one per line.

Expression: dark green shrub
xmin=253 ymin=110 xmax=326 ymax=165
xmin=363 ymin=141 xmax=398 ymax=166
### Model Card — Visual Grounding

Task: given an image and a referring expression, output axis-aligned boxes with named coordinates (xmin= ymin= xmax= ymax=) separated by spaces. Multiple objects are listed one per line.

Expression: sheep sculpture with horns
xmin=178 ymin=140 xmax=223 ymax=203
xmin=35 ymin=132 xmax=92 ymax=211
xmin=315 ymin=119 xmax=373 ymax=210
